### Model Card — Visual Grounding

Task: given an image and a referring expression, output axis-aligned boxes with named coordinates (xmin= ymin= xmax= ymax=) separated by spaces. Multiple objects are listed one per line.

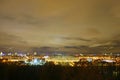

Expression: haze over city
xmin=0 ymin=0 xmax=120 ymax=53
xmin=0 ymin=1 xmax=120 ymax=80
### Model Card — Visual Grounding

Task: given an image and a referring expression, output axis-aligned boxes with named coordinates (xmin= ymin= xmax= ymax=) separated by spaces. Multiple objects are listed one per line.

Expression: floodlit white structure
xmin=25 ymin=58 xmax=46 ymax=65
xmin=102 ymin=59 xmax=116 ymax=63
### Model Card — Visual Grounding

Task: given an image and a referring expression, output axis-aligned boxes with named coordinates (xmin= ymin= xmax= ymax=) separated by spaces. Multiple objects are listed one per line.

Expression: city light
xmin=0 ymin=52 xmax=119 ymax=66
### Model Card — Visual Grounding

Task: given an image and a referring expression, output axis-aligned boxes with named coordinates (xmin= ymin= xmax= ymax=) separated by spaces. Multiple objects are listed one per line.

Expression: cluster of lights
xmin=25 ymin=58 xmax=46 ymax=65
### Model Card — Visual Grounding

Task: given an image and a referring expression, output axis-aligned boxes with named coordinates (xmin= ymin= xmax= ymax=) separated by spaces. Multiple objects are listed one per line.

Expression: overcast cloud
xmin=0 ymin=0 xmax=120 ymax=53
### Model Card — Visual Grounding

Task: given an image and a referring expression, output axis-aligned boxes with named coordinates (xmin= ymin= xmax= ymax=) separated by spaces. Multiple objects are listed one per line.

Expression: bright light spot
xmin=102 ymin=60 xmax=116 ymax=63
xmin=43 ymin=56 xmax=49 ymax=59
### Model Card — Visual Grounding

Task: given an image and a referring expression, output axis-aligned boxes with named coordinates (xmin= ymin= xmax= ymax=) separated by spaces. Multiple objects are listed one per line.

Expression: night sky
xmin=0 ymin=0 xmax=120 ymax=53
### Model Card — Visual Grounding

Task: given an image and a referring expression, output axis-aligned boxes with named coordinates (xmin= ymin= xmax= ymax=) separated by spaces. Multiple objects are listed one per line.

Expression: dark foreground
xmin=0 ymin=63 xmax=119 ymax=80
